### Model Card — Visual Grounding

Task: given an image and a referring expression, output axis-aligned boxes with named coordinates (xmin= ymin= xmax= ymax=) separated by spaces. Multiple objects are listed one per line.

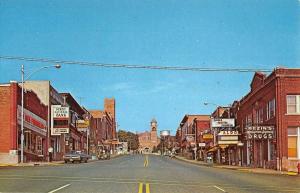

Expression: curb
xmin=174 ymin=156 xmax=299 ymax=177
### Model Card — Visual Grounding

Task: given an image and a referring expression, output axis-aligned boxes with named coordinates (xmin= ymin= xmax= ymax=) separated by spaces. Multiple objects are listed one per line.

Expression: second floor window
xmin=266 ymin=98 xmax=275 ymax=120
xmin=287 ymin=95 xmax=300 ymax=114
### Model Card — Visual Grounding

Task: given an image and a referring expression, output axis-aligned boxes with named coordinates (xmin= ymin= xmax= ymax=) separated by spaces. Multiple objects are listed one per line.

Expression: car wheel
xmin=85 ymin=159 xmax=87 ymax=163
xmin=64 ymin=160 xmax=67 ymax=163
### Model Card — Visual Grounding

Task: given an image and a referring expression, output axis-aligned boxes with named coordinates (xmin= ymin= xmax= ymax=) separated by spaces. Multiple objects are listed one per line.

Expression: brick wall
xmin=0 ymin=85 xmax=12 ymax=153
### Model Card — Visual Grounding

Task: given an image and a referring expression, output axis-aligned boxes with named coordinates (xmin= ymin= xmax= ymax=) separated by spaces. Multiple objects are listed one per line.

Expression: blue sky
xmin=0 ymin=0 xmax=299 ymax=135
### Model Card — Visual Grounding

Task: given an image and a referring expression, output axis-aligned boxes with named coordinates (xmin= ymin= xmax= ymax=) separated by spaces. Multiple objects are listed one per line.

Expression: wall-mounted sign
xmin=17 ymin=105 xmax=47 ymax=136
xmin=51 ymin=105 xmax=69 ymax=136
xmin=220 ymin=136 xmax=239 ymax=141
xmin=218 ymin=140 xmax=239 ymax=145
xmin=245 ymin=126 xmax=274 ymax=140
xmin=211 ymin=118 xmax=235 ymax=128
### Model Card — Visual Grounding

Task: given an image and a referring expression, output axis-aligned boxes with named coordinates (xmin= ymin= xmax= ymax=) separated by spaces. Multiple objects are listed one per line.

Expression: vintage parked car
xmin=63 ymin=150 xmax=90 ymax=163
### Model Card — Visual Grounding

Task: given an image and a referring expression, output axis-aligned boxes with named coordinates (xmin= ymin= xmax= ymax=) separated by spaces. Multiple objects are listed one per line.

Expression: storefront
xmin=244 ymin=126 xmax=276 ymax=169
xmin=17 ymin=105 xmax=47 ymax=162
xmin=217 ymin=130 xmax=242 ymax=165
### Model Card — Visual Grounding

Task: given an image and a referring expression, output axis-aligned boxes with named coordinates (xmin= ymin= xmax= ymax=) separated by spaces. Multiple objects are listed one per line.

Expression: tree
xmin=118 ymin=130 xmax=139 ymax=151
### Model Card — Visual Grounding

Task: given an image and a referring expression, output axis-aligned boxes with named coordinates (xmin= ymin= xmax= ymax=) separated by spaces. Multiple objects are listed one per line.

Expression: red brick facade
xmin=0 ymin=82 xmax=48 ymax=163
xmin=235 ymin=69 xmax=300 ymax=171
xmin=138 ymin=119 xmax=159 ymax=153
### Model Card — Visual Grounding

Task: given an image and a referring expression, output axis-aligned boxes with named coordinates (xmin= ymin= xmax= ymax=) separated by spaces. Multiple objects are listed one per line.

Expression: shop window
xmin=24 ymin=131 xmax=32 ymax=151
xmin=266 ymin=98 xmax=275 ymax=120
xmin=36 ymin=136 xmax=43 ymax=155
xmin=287 ymin=95 xmax=300 ymax=114
xmin=288 ymin=127 xmax=300 ymax=159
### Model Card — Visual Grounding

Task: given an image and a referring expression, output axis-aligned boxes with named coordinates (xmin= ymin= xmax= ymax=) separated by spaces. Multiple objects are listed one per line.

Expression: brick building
xmin=191 ymin=117 xmax=211 ymax=160
xmin=88 ymin=98 xmax=117 ymax=155
xmin=60 ymin=93 xmax=86 ymax=154
xmin=138 ymin=119 xmax=159 ymax=153
xmin=0 ymin=82 xmax=48 ymax=163
xmin=234 ymin=68 xmax=300 ymax=172
xmin=177 ymin=115 xmax=210 ymax=159
xmin=22 ymin=81 xmax=66 ymax=161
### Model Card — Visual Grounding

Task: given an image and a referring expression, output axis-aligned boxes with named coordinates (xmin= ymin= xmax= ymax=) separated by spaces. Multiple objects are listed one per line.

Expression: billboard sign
xmin=51 ymin=105 xmax=69 ymax=136
xmin=211 ymin=118 xmax=235 ymax=128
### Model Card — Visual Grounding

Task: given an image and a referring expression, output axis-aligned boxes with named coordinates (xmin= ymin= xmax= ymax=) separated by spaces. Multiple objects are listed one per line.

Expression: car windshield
xmin=0 ymin=1 xmax=300 ymax=193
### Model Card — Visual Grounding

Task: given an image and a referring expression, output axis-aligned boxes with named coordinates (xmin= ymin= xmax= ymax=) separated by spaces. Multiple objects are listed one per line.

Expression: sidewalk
xmin=0 ymin=154 xmax=125 ymax=167
xmin=174 ymin=156 xmax=299 ymax=176
xmin=0 ymin=161 xmax=64 ymax=167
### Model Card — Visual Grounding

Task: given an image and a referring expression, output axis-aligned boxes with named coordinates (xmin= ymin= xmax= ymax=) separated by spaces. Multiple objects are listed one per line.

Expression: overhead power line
xmin=0 ymin=55 xmax=273 ymax=73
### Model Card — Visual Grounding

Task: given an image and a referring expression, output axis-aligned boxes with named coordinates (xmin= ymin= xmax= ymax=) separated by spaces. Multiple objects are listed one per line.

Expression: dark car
xmin=63 ymin=150 xmax=90 ymax=163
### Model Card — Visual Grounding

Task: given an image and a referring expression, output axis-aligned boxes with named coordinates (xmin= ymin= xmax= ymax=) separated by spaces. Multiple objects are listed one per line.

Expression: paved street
xmin=0 ymin=155 xmax=299 ymax=193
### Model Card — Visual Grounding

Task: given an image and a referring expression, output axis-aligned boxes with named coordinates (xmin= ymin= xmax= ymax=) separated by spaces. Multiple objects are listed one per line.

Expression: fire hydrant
xmin=297 ymin=162 xmax=300 ymax=174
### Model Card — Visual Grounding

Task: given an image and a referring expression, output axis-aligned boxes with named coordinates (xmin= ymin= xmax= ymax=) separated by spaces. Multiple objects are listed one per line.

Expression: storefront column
xmin=246 ymin=140 xmax=250 ymax=165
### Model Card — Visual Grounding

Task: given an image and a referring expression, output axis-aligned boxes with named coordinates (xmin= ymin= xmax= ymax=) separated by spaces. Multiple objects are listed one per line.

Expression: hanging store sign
xmin=245 ymin=126 xmax=274 ymax=140
xmin=202 ymin=134 xmax=214 ymax=139
xmin=51 ymin=105 xmax=70 ymax=136
xmin=198 ymin=143 xmax=206 ymax=147
xmin=211 ymin=118 xmax=235 ymax=128
xmin=76 ymin=119 xmax=89 ymax=132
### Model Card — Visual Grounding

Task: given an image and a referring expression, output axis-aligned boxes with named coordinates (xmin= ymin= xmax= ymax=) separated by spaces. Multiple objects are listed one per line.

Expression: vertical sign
xmin=51 ymin=105 xmax=70 ymax=135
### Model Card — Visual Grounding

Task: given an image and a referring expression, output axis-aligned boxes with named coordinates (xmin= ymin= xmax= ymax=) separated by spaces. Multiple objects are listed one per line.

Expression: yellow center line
xmin=146 ymin=183 xmax=150 ymax=193
xmin=144 ymin=155 xmax=149 ymax=167
xmin=138 ymin=182 xmax=143 ymax=193
xmin=138 ymin=182 xmax=151 ymax=193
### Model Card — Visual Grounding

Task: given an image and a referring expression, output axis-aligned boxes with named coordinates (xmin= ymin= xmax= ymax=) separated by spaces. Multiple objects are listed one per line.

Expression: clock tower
xmin=150 ymin=118 xmax=158 ymax=145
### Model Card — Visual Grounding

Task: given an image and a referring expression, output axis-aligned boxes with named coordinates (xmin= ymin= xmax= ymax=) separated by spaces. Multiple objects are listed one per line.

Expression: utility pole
xmin=21 ymin=65 xmax=24 ymax=163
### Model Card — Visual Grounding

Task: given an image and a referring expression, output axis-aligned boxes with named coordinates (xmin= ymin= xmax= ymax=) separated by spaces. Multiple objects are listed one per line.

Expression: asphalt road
xmin=0 ymin=154 xmax=299 ymax=193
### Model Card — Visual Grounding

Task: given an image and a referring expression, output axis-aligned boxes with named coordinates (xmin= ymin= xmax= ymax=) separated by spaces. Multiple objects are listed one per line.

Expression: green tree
xmin=118 ymin=130 xmax=139 ymax=151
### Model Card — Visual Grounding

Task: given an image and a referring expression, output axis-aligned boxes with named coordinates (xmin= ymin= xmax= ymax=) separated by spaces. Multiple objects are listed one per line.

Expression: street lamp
xmin=21 ymin=64 xmax=61 ymax=163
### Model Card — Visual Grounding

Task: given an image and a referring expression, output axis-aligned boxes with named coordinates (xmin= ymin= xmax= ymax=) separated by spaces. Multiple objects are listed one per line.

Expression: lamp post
xmin=21 ymin=64 xmax=61 ymax=163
